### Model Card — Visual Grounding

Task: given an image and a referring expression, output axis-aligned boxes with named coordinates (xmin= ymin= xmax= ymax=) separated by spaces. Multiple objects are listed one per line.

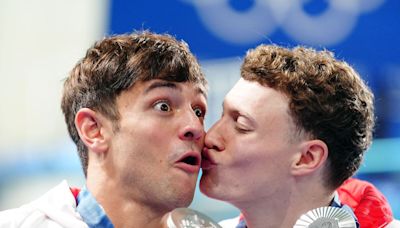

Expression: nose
xmin=178 ymin=110 xmax=204 ymax=141
xmin=204 ymin=119 xmax=225 ymax=151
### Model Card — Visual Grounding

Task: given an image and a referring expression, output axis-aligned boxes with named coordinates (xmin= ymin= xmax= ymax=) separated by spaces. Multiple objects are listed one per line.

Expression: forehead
xmin=225 ymin=78 xmax=289 ymax=112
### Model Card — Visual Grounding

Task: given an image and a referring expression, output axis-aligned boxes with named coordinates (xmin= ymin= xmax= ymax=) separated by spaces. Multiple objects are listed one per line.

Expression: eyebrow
xmin=196 ymin=87 xmax=207 ymax=99
xmin=145 ymin=80 xmax=207 ymax=98
xmin=144 ymin=81 xmax=180 ymax=94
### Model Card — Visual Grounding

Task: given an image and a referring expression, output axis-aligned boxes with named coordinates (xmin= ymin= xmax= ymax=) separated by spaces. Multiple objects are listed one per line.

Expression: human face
xmin=108 ymin=79 xmax=207 ymax=210
xmin=200 ymin=78 xmax=302 ymax=206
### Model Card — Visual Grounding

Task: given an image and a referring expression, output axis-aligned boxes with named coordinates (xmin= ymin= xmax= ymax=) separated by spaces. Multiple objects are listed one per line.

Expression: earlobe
xmin=75 ymin=108 xmax=109 ymax=154
xmin=291 ymin=140 xmax=328 ymax=176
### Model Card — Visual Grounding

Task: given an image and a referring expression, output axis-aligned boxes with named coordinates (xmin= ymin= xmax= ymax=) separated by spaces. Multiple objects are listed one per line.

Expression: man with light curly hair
xmin=200 ymin=44 xmax=398 ymax=227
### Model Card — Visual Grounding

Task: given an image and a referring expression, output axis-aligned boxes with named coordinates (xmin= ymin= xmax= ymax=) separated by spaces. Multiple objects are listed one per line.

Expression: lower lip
xmin=175 ymin=162 xmax=200 ymax=174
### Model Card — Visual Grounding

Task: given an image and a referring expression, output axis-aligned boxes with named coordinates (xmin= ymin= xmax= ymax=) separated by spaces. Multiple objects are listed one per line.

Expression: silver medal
xmin=166 ymin=208 xmax=222 ymax=228
xmin=294 ymin=206 xmax=357 ymax=228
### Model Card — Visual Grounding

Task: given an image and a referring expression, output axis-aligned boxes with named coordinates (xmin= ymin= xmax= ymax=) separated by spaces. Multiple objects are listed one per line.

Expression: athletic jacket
xmin=0 ymin=180 xmax=88 ymax=228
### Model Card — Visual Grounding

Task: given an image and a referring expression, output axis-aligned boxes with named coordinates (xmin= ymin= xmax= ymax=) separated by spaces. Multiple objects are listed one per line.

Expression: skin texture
xmin=76 ymin=79 xmax=207 ymax=227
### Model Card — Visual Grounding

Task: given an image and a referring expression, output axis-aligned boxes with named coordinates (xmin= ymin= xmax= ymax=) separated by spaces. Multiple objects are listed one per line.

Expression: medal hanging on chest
xmin=294 ymin=206 xmax=356 ymax=228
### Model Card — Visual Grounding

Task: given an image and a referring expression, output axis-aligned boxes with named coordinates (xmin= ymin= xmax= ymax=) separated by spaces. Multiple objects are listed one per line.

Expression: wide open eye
xmin=193 ymin=107 xmax=204 ymax=118
xmin=154 ymin=101 xmax=171 ymax=112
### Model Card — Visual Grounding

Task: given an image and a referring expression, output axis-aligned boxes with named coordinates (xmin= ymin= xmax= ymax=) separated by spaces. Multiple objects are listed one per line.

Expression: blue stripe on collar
xmin=76 ymin=186 xmax=114 ymax=228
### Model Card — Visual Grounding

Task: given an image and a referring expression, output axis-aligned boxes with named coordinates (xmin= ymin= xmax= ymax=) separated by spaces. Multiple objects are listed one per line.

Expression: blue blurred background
xmin=0 ymin=0 xmax=399 ymax=221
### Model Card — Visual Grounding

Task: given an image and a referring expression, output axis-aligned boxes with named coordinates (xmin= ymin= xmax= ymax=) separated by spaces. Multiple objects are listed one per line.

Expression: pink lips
xmin=174 ymin=151 xmax=201 ymax=173
xmin=201 ymin=147 xmax=216 ymax=170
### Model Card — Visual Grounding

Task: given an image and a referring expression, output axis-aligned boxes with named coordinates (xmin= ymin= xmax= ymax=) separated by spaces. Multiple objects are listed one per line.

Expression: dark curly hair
xmin=241 ymin=44 xmax=375 ymax=190
xmin=61 ymin=31 xmax=207 ymax=176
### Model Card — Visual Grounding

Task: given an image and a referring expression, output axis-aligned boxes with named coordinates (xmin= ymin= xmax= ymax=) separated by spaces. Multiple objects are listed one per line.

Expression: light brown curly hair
xmin=61 ymin=31 xmax=207 ymax=177
xmin=241 ymin=44 xmax=375 ymax=190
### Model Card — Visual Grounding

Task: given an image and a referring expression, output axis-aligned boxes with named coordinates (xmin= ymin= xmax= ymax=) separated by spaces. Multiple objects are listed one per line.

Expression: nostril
xmin=212 ymin=145 xmax=220 ymax=151
xmin=184 ymin=132 xmax=194 ymax=138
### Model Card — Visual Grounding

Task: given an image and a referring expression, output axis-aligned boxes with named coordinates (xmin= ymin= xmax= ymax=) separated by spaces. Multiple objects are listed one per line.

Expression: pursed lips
xmin=201 ymin=147 xmax=217 ymax=170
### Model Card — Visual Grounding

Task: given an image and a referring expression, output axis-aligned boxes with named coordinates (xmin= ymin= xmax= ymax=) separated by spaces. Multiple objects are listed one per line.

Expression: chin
xmin=200 ymin=178 xmax=239 ymax=204
xmin=199 ymin=178 xmax=223 ymax=200
xmin=172 ymin=193 xmax=194 ymax=209
xmin=170 ymin=201 xmax=190 ymax=210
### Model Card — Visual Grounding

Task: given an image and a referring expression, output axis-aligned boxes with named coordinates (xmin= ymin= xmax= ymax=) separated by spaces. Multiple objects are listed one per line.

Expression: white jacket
xmin=0 ymin=180 xmax=88 ymax=228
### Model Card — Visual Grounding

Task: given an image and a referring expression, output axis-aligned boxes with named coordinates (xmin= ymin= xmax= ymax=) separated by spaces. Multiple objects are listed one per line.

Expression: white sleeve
xmin=0 ymin=181 xmax=88 ymax=228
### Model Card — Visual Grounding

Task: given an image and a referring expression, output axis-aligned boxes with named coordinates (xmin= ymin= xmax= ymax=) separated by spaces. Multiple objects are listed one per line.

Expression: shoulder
xmin=0 ymin=180 xmax=87 ymax=228
xmin=338 ymin=178 xmax=394 ymax=227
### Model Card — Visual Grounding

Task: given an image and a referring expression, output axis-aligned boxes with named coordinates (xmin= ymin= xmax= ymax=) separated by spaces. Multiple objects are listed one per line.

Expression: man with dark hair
xmin=0 ymin=31 xmax=208 ymax=227
xmin=200 ymin=44 xmax=393 ymax=227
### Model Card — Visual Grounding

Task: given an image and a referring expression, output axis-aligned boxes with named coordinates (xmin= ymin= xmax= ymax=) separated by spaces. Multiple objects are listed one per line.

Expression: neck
xmin=100 ymin=195 xmax=168 ymax=228
xmin=232 ymin=180 xmax=335 ymax=228
xmin=86 ymin=167 xmax=170 ymax=228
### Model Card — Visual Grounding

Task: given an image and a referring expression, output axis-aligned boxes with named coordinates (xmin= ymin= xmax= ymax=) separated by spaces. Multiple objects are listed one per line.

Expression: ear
xmin=291 ymin=139 xmax=328 ymax=176
xmin=75 ymin=108 xmax=110 ymax=154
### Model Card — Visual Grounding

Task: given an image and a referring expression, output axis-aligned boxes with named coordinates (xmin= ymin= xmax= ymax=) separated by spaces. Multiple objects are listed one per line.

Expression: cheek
xmin=115 ymin=123 xmax=165 ymax=164
xmin=227 ymin=141 xmax=282 ymax=178
xmin=220 ymin=142 xmax=262 ymax=181
xmin=228 ymin=138 xmax=264 ymax=163
xmin=124 ymin=116 xmax=173 ymax=144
